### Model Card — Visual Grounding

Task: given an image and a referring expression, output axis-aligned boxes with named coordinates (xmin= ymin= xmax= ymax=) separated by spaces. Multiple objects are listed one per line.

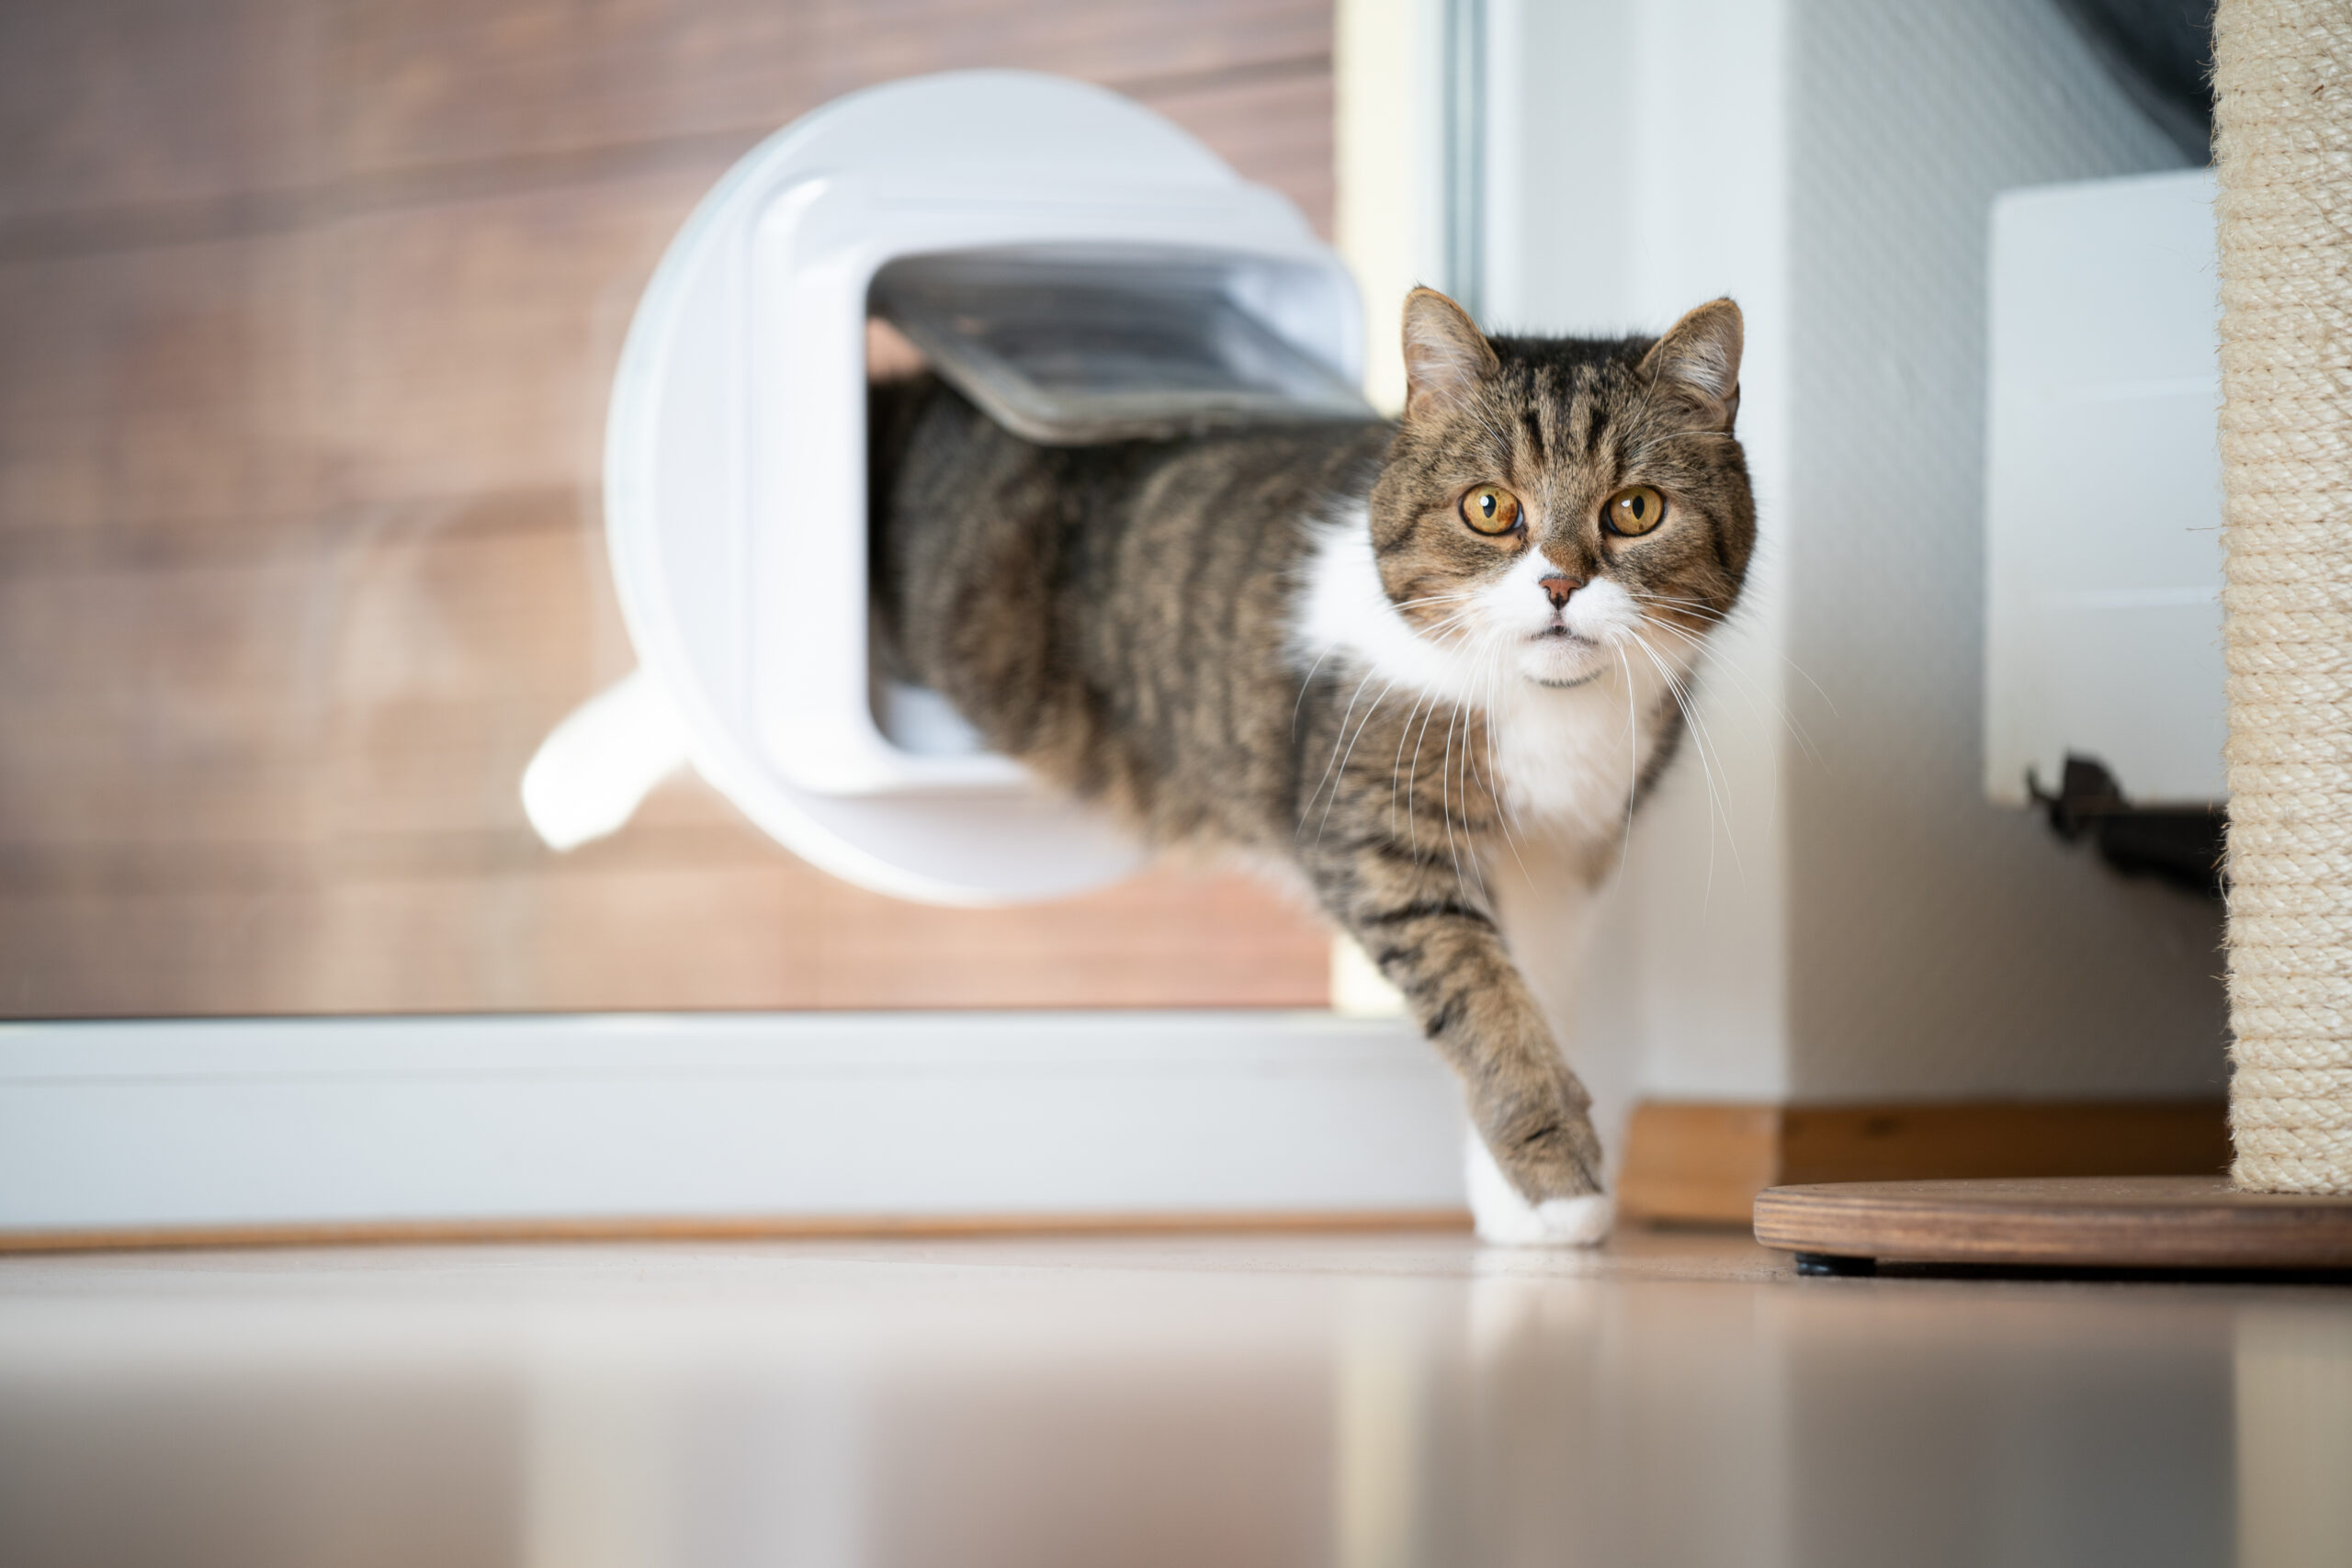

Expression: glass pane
xmin=0 ymin=1 xmax=1339 ymax=1017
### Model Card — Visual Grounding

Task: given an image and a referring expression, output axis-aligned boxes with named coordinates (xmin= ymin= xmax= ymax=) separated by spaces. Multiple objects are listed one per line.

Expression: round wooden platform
xmin=1753 ymin=1176 xmax=2352 ymax=1272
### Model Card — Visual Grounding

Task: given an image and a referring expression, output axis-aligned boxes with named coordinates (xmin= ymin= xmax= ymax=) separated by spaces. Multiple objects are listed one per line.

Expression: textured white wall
xmin=1781 ymin=0 xmax=2221 ymax=1100
xmin=1484 ymin=0 xmax=2226 ymax=1109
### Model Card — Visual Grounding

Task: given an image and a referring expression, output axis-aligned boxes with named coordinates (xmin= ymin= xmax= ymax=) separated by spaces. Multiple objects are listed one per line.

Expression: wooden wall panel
xmin=0 ymin=233 xmax=332 ymax=535
xmin=1147 ymin=68 xmax=1336 ymax=243
xmin=1 ymin=502 xmax=598 ymax=846
xmin=0 ymin=836 xmax=1329 ymax=1014
xmin=327 ymin=173 xmax=708 ymax=502
xmin=797 ymin=0 xmax=1329 ymax=105
xmin=339 ymin=0 xmax=808 ymax=175
xmin=0 ymin=0 xmax=1340 ymax=1018
xmin=0 ymin=0 xmax=333 ymax=226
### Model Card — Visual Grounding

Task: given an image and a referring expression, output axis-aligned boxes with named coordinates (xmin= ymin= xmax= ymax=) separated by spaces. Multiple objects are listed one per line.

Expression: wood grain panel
xmin=1779 ymin=1100 xmax=2233 ymax=1187
xmin=0 ymin=497 xmax=604 ymax=847
xmin=1616 ymin=1102 xmax=1781 ymax=1224
xmin=330 ymin=171 xmax=712 ymax=502
xmin=1147 ymin=67 xmax=1335 ymax=237
xmin=1753 ymin=1177 xmax=2352 ymax=1269
xmin=1618 ymin=1099 xmax=2234 ymax=1225
xmin=0 ymin=0 xmax=331 ymax=225
xmin=0 ymin=883 xmax=332 ymax=1016
xmin=810 ymin=869 xmax=1330 ymax=1010
xmin=800 ymin=0 xmax=1328 ymax=103
xmin=0 ymin=231 xmax=332 ymax=534
xmin=338 ymin=0 xmax=1326 ymax=177
xmin=1 ymin=842 xmax=1330 ymax=1015
xmin=340 ymin=0 xmax=806 ymax=175
xmin=0 ymin=478 xmax=1337 ymax=1013
xmin=0 ymin=553 xmax=329 ymax=847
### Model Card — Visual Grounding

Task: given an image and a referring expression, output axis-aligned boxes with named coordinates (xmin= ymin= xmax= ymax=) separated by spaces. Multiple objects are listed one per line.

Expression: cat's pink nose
xmin=1540 ymin=574 xmax=1583 ymax=609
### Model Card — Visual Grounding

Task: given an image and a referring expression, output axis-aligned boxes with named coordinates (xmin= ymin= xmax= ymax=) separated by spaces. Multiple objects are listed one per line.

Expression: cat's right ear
xmin=1401 ymin=287 xmax=1500 ymax=423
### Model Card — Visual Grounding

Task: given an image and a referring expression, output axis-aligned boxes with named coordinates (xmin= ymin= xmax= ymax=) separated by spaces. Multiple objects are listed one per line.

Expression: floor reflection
xmin=0 ymin=1232 xmax=2343 ymax=1567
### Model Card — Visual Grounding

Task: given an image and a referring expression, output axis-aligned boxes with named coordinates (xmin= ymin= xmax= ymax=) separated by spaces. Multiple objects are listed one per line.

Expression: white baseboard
xmin=0 ymin=1011 xmax=1468 ymax=1241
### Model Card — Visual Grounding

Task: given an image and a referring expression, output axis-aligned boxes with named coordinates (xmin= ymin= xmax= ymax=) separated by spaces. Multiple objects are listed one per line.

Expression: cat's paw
xmin=1465 ymin=1131 xmax=1612 ymax=1247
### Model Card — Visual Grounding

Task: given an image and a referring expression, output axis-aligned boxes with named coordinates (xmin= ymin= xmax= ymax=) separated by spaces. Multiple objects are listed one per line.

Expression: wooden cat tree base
xmin=1754 ymin=1176 xmax=2352 ymax=1275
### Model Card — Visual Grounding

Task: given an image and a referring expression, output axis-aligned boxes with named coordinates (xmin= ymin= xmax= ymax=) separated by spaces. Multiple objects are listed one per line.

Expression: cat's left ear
xmin=1640 ymin=299 xmax=1743 ymax=432
xmin=1402 ymin=287 xmax=1501 ymax=423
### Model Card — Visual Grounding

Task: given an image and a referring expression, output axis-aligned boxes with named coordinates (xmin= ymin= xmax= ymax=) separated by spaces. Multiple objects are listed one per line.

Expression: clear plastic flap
xmin=872 ymin=251 xmax=1374 ymax=445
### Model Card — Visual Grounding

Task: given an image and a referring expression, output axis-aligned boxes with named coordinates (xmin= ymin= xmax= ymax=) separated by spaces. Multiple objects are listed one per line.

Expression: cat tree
xmin=1754 ymin=0 xmax=2352 ymax=1269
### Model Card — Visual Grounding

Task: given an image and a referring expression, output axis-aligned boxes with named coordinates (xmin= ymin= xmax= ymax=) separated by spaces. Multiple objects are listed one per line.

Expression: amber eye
xmin=1603 ymin=485 xmax=1668 ymax=537
xmin=1460 ymin=485 xmax=1522 ymax=536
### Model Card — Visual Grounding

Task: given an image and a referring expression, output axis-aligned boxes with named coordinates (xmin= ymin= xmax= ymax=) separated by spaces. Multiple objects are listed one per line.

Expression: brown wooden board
xmin=1619 ymin=1100 xmax=2230 ymax=1224
xmin=1754 ymin=1176 xmax=2352 ymax=1270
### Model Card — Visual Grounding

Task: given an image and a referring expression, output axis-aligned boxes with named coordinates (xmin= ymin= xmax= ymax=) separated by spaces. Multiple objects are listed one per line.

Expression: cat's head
xmin=1366 ymin=289 xmax=1756 ymax=690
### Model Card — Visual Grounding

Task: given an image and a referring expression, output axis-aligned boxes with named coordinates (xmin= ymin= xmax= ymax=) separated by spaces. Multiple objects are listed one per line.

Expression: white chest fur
xmin=1484 ymin=674 xmax=1661 ymax=839
xmin=1293 ymin=513 xmax=1685 ymax=845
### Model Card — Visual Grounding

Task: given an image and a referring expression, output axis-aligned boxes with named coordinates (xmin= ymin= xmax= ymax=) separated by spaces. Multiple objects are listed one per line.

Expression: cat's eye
xmin=1602 ymin=485 xmax=1668 ymax=537
xmin=1460 ymin=485 xmax=1522 ymax=536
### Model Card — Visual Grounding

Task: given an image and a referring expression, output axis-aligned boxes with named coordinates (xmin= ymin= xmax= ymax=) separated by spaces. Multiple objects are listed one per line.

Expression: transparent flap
xmin=872 ymin=252 xmax=1372 ymax=446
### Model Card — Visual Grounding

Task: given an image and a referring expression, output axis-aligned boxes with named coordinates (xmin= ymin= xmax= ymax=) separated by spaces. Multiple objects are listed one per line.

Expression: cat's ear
xmin=1640 ymin=299 xmax=1743 ymax=432
xmin=1401 ymin=287 xmax=1500 ymax=423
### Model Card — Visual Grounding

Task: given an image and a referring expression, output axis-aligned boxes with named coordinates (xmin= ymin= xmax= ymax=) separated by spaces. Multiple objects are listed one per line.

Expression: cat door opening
xmin=526 ymin=70 xmax=1365 ymax=904
xmin=863 ymin=247 xmax=1372 ymax=758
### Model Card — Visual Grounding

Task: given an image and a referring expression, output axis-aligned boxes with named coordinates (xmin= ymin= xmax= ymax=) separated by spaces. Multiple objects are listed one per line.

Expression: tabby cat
xmin=869 ymin=288 xmax=1754 ymax=1244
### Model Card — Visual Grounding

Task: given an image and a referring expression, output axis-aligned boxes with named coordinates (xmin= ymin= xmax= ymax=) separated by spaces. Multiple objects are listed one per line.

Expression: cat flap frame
xmin=599 ymin=71 xmax=1365 ymax=903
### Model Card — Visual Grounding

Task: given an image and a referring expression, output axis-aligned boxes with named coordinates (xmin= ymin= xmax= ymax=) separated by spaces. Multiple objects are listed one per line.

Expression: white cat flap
xmin=521 ymin=71 xmax=1367 ymax=905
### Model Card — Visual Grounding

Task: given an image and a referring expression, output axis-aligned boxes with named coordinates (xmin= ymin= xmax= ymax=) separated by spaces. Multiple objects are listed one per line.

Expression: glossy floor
xmin=2 ymin=1226 xmax=2346 ymax=1568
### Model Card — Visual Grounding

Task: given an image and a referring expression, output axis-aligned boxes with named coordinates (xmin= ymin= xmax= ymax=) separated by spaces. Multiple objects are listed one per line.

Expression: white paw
xmin=1464 ymin=1131 xmax=1612 ymax=1247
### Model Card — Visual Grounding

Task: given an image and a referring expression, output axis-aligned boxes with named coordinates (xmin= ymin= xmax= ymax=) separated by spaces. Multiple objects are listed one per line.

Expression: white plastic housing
xmin=1984 ymin=169 xmax=2223 ymax=808
xmin=604 ymin=72 xmax=1363 ymax=903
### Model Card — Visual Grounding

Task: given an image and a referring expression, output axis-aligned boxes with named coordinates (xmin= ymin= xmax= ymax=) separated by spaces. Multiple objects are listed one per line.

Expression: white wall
xmin=1336 ymin=0 xmax=1450 ymax=414
xmin=1778 ymin=0 xmax=2219 ymax=1100
xmin=1476 ymin=0 xmax=2224 ymax=1110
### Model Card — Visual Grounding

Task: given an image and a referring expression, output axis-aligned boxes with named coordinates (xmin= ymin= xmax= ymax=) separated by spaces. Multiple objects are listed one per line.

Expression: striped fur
xmin=870 ymin=291 xmax=1755 ymax=1203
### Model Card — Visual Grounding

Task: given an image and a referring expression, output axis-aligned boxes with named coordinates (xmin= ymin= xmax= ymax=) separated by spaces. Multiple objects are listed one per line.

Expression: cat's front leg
xmin=1306 ymin=838 xmax=1608 ymax=1235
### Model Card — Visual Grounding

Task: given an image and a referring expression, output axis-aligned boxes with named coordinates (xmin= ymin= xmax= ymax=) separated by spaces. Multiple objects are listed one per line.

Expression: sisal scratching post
xmin=2218 ymin=0 xmax=2352 ymax=1198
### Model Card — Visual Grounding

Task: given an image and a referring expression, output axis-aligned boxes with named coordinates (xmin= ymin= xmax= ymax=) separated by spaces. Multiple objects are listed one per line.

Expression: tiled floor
xmin=2 ymin=1225 xmax=2346 ymax=1567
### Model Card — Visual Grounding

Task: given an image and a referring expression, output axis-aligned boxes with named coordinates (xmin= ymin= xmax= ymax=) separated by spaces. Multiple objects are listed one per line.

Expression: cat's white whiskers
xmin=1439 ymin=695 xmax=1468 ymax=898
xmin=1614 ymin=643 xmax=1641 ymax=867
xmin=1408 ymin=604 xmax=1486 ymax=646
xmin=1628 ymin=634 xmax=1744 ymax=900
xmin=1384 ymin=686 xmax=1439 ymax=843
xmin=1437 ymin=674 xmax=1491 ymax=907
xmin=1304 ymin=663 xmax=1385 ymax=821
xmin=1623 ymin=587 xmax=1731 ymax=620
xmin=1473 ymin=628 xmax=1535 ymax=890
xmin=1312 ymin=673 xmax=1402 ymax=843
xmin=1645 ymin=639 xmax=1724 ymax=904
xmin=1632 ymin=614 xmax=1821 ymax=763
xmin=1625 ymin=588 xmax=1837 ymax=745
xmin=1288 ymin=641 xmax=1344 ymax=743
xmin=1402 ymin=692 xmax=1450 ymax=859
